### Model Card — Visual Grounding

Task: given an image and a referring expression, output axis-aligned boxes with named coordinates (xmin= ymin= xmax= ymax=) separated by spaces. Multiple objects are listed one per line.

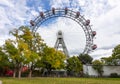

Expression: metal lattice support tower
xmin=54 ymin=30 xmax=69 ymax=58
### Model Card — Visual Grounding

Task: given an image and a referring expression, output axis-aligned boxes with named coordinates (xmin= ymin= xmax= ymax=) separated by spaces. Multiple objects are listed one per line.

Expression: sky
xmin=0 ymin=0 xmax=120 ymax=59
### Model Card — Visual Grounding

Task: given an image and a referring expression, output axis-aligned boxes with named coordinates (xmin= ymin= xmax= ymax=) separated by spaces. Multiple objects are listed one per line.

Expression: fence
xmin=83 ymin=65 xmax=120 ymax=77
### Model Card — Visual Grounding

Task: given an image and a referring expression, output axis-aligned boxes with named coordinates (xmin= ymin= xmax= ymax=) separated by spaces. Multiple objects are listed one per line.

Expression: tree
xmin=0 ymin=46 xmax=10 ymax=76
xmin=112 ymin=44 xmax=120 ymax=58
xmin=66 ymin=56 xmax=83 ymax=76
xmin=111 ymin=44 xmax=120 ymax=65
xmin=101 ymin=44 xmax=120 ymax=65
xmin=79 ymin=54 xmax=93 ymax=64
xmin=4 ymin=38 xmax=31 ymax=78
xmin=92 ymin=60 xmax=103 ymax=77
xmin=101 ymin=56 xmax=114 ymax=65
xmin=18 ymin=26 xmax=45 ymax=78
xmin=3 ymin=26 xmax=44 ymax=78
xmin=36 ymin=46 xmax=66 ymax=76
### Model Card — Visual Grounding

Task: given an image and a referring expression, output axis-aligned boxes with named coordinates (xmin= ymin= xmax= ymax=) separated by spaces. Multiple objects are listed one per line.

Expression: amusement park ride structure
xmin=30 ymin=7 xmax=97 ymax=57
xmin=54 ymin=30 xmax=69 ymax=58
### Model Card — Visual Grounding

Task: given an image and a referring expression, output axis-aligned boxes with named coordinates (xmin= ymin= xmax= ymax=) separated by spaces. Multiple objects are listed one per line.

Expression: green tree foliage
xmin=79 ymin=54 xmax=93 ymax=64
xmin=112 ymin=44 xmax=120 ymax=58
xmin=3 ymin=26 xmax=45 ymax=78
xmin=66 ymin=56 xmax=82 ymax=76
xmin=36 ymin=46 xmax=66 ymax=75
xmin=0 ymin=46 xmax=10 ymax=76
xmin=4 ymin=39 xmax=19 ymax=78
xmin=92 ymin=60 xmax=103 ymax=77
xmin=101 ymin=56 xmax=114 ymax=65
xmin=4 ymin=38 xmax=30 ymax=78
xmin=101 ymin=44 xmax=120 ymax=65
xmin=18 ymin=26 xmax=45 ymax=78
xmin=112 ymin=44 xmax=120 ymax=65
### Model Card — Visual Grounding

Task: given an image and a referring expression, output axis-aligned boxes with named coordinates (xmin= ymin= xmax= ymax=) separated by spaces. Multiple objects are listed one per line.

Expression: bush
xmin=110 ymin=73 xmax=119 ymax=78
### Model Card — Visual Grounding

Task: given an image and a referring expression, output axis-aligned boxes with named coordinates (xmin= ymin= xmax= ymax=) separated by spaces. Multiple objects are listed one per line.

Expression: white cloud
xmin=0 ymin=0 xmax=14 ymax=7
xmin=88 ymin=4 xmax=120 ymax=59
xmin=50 ymin=0 xmax=70 ymax=8
xmin=90 ymin=49 xmax=113 ymax=60
xmin=91 ymin=4 xmax=120 ymax=58
xmin=107 ymin=0 xmax=120 ymax=7
xmin=0 ymin=0 xmax=34 ymax=45
xmin=0 ymin=1 xmax=24 ymax=27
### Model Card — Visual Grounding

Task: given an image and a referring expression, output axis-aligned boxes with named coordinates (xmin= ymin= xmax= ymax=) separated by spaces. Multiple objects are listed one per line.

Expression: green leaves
xmin=101 ymin=44 xmax=120 ymax=65
xmin=36 ymin=47 xmax=66 ymax=70
xmin=112 ymin=44 xmax=120 ymax=59
xmin=66 ymin=56 xmax=82 ymax=74
xmin=79 ymin=54 xmax=93 ymax=64
xmin=2 ymin=26 xmax=46 ymax=78
xmin=0 ymin=47 xmax=9 ymax=66
xmin=19 ymin=26 xmax=33 ymax=43
xmin=92 ymin=60 xmax=103 ymax=76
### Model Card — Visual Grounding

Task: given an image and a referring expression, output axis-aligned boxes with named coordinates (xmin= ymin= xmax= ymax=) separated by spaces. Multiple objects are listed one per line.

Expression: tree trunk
xmin=18 ymin=66 xmax=22 ymax=79
xmin=28 ymin=69 xmax=32 ymax=78
xmin=13 ymin=69 xmax=16 ymax=78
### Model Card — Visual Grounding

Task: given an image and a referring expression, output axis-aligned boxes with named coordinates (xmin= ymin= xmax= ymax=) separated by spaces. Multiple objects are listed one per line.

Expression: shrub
xmin=110 ymin=73 xmax=119 ymax=78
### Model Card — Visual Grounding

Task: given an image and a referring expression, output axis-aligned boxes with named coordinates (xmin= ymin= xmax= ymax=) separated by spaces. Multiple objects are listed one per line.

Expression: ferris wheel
xmin=30 ymin=7 xmax=97 ymax=55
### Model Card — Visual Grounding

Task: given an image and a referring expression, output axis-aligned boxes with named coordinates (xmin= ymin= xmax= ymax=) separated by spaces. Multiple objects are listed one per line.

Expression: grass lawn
xmin=0 ymin=77 xmax=120 ymax=84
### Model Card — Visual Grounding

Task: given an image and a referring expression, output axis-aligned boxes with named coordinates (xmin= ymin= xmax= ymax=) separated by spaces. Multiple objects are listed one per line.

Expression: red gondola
xmin=40 ymin=12 xmax=44 ymax=18
xmin=65 ymin=7 xmax=68 ymax=14
xmin=92 ymin=44 xmax=97 ymax=50
xmin=92 ymin=31 xmax=96 ymax=37
xmin=76 ymin=12 xmax=80 ymax=18
xmin=52 ymin=7 xmax=55 ymax=14
xmin=85 ymin=19 xmax=90 ymax=26
xmin=30 ymin=20 xmax=34 ymax=26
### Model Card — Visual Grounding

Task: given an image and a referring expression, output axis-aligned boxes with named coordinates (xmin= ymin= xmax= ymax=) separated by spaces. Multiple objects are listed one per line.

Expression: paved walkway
xmin=0 ymin=80 xmax=2 ymax=84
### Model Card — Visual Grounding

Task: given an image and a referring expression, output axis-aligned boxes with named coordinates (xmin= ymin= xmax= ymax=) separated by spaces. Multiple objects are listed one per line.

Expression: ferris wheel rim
xmin=30 ymin=8 xmax=96 ymax=55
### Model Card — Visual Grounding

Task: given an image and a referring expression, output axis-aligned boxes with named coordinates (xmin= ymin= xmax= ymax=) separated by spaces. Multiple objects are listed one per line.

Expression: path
xmin=0 ymin=80 xmax=2 ymax=84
